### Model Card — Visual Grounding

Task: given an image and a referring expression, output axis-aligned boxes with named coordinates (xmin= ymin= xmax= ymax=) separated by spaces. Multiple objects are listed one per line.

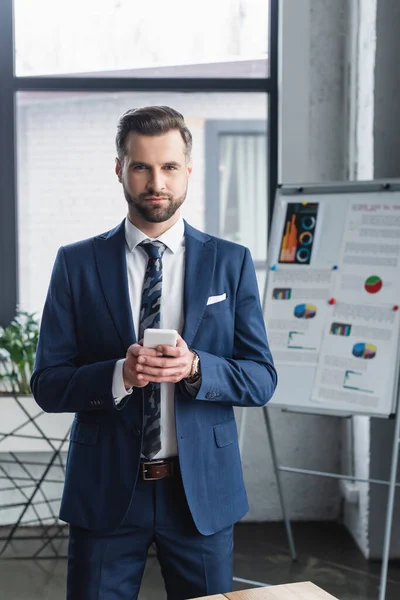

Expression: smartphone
xmin=143 ymin=328 xmax=178 ymax=349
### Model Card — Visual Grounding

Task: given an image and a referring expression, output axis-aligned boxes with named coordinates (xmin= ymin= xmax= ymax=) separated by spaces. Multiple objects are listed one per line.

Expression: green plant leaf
xmin=0 ymin=308 xmax=40 ymax=395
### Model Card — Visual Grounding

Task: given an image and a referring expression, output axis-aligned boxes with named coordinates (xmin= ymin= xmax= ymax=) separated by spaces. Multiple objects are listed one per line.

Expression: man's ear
xmin=115 ymin=158 xmax=123 ymax=182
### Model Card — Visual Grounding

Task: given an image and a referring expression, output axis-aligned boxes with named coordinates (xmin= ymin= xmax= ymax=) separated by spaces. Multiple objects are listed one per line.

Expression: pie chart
xmin=352 ymin=342 xmax=377 ymax=359
xmin=294 ymin=303 xmax=317 ymax=319
xmin=364 ymin=275 xmax=383 ymax=294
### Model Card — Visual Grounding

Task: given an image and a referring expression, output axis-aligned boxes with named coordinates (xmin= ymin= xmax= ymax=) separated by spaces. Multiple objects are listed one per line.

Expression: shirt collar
xmin=125 ymin=216 xmax=184 ymax=254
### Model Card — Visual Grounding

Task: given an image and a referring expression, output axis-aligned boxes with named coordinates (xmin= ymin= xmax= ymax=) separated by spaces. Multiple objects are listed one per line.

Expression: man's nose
xmin=147 ymin=169 xmax=166 ymax=192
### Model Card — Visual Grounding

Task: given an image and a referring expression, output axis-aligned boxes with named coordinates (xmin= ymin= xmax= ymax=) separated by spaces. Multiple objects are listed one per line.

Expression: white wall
xmin=342 ymin=0 xmax=400 ymax=560
xmin=280 ymin=0 xmax=346 ymax=183
xmin=368 ymin=0 xmax=400 ymax=559
xmin=342 ymin=0 xmax=377 ymax=558
xmin=267 ymin=0 xmax=349 ymax=525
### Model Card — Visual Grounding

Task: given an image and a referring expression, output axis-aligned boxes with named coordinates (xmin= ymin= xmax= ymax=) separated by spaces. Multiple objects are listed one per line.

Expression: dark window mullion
xmin=0 ymin=0 xmax=17 ymax=325
xmin=14 ymin=77 xmax=271 ymax=94
xmin=268 ymin=0 xmax=279 ymax=234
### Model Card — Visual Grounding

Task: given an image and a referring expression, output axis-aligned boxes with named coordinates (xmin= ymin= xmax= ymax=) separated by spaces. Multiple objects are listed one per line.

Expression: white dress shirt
xmin=112 ymin=217 xmax=185 ymax=459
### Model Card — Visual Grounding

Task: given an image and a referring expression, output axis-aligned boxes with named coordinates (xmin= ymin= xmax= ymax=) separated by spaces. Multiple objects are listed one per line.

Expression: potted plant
xmin=0 ymin=310 xmax=70 ymax=557
xmin=0 ymin=308 xmax=72 ymax=454
xmin=0 ymin=309 xmax=39 ymax=395
xmin=0 ymin=308 xmax=43 ymax=453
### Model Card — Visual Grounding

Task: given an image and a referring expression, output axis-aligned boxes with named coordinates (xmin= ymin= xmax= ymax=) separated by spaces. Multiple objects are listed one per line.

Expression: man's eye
xmin=164 ymin=165 xmax=176 ymax=171
xmin=133 ymin=165 xmax=146 ymax=171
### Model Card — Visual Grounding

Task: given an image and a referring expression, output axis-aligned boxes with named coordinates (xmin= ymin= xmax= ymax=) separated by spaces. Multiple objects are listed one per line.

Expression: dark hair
xmin=116 ymin=106 xmax=192 ymax=161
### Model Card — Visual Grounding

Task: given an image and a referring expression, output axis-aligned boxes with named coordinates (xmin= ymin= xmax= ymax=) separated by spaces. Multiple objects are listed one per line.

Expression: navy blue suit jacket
xmin=31 ymin=220 xmax=277 ymax=535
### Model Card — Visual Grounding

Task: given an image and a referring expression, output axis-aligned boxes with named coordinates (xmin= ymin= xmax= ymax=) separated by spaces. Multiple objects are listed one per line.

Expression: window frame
xmin=205 ymin=119 xmax=268 ymax=268
xmin=0 ymin=0 xmax=278 ymax=325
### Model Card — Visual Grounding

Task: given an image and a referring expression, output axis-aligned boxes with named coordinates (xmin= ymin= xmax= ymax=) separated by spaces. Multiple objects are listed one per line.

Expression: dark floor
xmin=0 ymin=522 xmax=399 ymax=599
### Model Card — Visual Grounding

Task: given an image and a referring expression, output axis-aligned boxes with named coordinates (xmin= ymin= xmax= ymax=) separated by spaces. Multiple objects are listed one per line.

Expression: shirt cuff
xmin=112 ymin=359 xmax=133 ymax=405
xmin=183 ymin=377 xmax=202 ymax=397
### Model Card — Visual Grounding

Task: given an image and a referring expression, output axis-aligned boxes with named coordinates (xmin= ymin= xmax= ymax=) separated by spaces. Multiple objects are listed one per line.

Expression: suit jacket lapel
xmin=93 ymin=220 xmax=136 ymax=352
xmin=182 ymin=222 xmax=216 ymax=348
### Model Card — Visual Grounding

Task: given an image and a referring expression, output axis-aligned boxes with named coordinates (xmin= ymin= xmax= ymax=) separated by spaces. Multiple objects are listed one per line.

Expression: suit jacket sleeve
xmin=30 ymin=247 xmax=118 ymax=413
xmin=193 ymin=248 xmax=277 ymax=407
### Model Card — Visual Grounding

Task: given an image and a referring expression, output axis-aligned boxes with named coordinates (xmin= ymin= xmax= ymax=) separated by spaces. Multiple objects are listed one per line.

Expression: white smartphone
xmin=143 ymin=328 xmax=178 ymax=349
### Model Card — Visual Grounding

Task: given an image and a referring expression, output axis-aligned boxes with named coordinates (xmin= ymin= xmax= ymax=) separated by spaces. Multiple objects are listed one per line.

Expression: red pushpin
xmin=328 ymin=298 xmax=336 ymax=305
xmin=393 ymin=305 xmax=399 ymax=311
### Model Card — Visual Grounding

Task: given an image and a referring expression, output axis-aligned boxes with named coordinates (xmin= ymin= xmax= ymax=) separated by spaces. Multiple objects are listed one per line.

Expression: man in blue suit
xmin=31 ymin=106 xmax=277 ymax=600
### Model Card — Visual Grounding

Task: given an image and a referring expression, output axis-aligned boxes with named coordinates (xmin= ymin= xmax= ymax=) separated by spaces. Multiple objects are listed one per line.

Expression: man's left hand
xmin=134 ymin=334 xmax=193 ymax=383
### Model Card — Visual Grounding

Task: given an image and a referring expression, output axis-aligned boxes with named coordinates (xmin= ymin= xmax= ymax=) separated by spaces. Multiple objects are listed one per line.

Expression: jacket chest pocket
xmin=202 ymin=298 xmax=231 ymax=319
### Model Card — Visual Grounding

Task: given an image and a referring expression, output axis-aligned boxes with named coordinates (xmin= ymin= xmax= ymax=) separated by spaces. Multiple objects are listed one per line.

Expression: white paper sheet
xmin=335 ymin=202 xmax=400 ymax=305
xmin=311 ymin=301 xmax=400 ymax=415
xmin=264 ymin=267 xmax=334 ymax=366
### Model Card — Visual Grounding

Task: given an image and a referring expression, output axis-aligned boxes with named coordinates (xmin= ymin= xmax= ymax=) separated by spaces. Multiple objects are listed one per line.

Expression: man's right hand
xmin=122 ymin=342 xmax=163 ymax=389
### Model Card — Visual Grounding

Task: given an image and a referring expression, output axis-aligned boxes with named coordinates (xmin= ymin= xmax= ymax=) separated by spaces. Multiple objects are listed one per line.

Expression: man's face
xmin=115 ymin=129 xmax=192 ymax=225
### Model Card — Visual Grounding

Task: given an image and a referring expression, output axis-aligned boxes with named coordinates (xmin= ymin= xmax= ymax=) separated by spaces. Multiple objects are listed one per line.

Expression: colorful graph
xmin=330 ymin=322 xmax=352 ymax=336
xmin=294 ymin=303 xmax=317 ymax=319
xmin=288 ymin=331 xmax=316 ymax=350
xmin=272 ymin=288 xmax=292 ymax=300
xmin=296 ymin=247 xmax=311 ymax=263
xmin=298 ymin=231 xmax=313 ymax=245
xmin=301 ymin=216 xmax=316 ymax=231
xmin=343 ymin=370 xmax=373 ymax=393
xmin=364 ymin=275 xmax=383 ymax=294
xmin=280 ymin=215 xmax=298 ymax=262
xmin=279 ymin=203 xmax=319 ymax=265
xmin=352 ymin=342 xmax=377 ymax=359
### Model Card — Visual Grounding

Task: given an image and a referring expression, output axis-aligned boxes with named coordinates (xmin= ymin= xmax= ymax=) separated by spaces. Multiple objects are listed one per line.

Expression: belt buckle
xmin=142 ymin=460 xmax=169 ymax=481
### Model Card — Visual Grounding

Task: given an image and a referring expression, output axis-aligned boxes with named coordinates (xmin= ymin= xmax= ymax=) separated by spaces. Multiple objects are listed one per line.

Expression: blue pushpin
xmin=270 ymin=264 xmax=277 ymax=271
xmin=332 ymin=265 xmax=338 ymax=270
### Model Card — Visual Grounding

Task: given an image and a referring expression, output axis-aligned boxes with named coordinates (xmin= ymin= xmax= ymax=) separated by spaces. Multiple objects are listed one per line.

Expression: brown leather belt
xmin=141 ymin=458 xmax=177 ymax=481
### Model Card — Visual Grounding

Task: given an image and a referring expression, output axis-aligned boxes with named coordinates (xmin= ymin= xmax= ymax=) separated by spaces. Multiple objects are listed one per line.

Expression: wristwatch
xmin=186 ymin=350 xmax=201 ymax=383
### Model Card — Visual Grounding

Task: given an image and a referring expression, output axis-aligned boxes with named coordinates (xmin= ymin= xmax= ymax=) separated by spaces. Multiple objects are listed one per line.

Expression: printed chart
xmin=268 ymin=184 xmax=400 ymax=418
xmin=264 ymin=267 xmax=333 ymax=366
xmin=352 ymin=342 xmax=377 ymax=359
xmin=364 ymin=275 xmax=383 ymax=294
xmin=294 ymin=303 xmax=317 ymax=319
xmin=312 ymin=302 xmax=399 ymax=414
xmin=279 ymin=203 xmax=319 ymax=265
xmin=334 ymin=202 xmax=400 ymax=304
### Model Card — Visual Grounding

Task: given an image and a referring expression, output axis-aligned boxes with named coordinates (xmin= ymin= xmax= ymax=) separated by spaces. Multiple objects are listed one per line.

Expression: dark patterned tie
xmin=139 ymin=240 xmax=166 ymax=459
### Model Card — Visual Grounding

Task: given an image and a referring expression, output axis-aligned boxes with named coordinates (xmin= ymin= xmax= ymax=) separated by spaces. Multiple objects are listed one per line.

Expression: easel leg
xmin=379 ymin=403 xmax=400 ymax=600
xmin=263 ymin=406 xmax=297 ymax=561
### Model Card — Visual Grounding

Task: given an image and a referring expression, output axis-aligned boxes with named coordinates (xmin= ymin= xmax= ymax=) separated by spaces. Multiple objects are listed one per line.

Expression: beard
xmin=123 ymin=186 xmax=187 ymax=223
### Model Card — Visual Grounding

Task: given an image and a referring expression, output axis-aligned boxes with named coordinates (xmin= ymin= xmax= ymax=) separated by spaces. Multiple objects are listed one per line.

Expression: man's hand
xmin=126 ymin=334 xmax=193 ymax=385
xmin=122 ymin=343 xmax=163 ymax=389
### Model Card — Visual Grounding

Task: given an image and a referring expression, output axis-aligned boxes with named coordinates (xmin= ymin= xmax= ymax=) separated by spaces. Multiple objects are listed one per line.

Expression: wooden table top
xmin=191 ymin=582 xmax=338 ymax=600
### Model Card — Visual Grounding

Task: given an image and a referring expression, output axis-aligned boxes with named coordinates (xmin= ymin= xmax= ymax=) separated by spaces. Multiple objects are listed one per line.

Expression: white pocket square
xmin=206 ymin=293 xmax=227 ymax=306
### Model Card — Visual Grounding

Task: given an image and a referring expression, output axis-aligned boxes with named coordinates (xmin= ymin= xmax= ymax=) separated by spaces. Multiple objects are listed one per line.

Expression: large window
xmin=0 ymin=0 xmax=278 ymax=324
xmin=16 ymin=91 xmax=267 ymax=314
xmin=14 ymin=0 xmax=269 ymax=78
